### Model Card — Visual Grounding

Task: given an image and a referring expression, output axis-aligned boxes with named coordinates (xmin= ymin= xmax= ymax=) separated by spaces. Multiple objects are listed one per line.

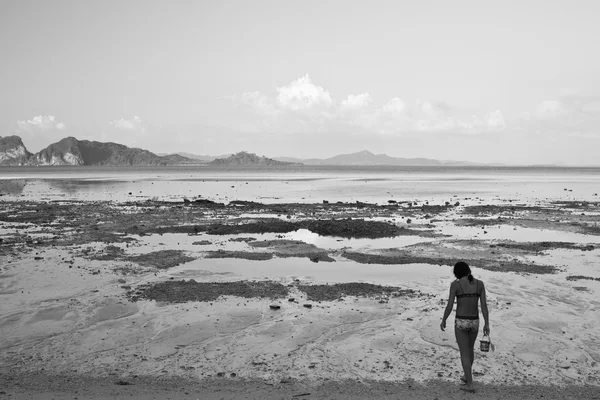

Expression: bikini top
xmin=456 ymin=279 xmax=480 ymax=298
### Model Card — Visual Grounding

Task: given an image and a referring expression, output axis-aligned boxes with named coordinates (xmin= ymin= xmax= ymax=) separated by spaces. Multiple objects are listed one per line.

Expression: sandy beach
xmin=1 ymin=180 xmax=600 ymax=399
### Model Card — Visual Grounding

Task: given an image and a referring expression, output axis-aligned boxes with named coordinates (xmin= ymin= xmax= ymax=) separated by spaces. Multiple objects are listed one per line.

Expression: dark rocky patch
xmin=495 ymin=242 xmax=595 ymax=252
xmin=301 ymin=219 xmax=402 ymax=238
xmin=205 ymin=220 xmax=297 ymax=235
xmin=341 ymin=251 xmax=557 ymax=274
xmin=552 ymin=201 xmax=600 ymax=209
xmin=192 ymin=240 xmax=212 ymax=245
xmin=228 ymin=237 xmax=257 ymax=242
xmin=205 ymin=219 xmax=423 ymax=239
xmin=204 ymin=250 xmax=273 ymax=261
xmin=296 ymin=283 xmax=422 ymax=301
xmin=129 ymin=280 xmax=290 ymax=303
xmin=463 ymin=205 xmax=552 ymax=215
xmin=566 ymin=275 xmax=600 ymax=282
xmin=125 ymin=250 xmax=196 ymax=269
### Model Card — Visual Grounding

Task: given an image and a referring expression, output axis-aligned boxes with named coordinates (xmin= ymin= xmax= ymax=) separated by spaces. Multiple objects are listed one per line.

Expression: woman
xmin=440 ymin=261 xmax=489 ymax=393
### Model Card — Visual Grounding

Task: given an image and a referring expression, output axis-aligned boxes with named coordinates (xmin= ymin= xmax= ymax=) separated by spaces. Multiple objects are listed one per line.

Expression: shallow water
xmin=171 ymin=257 xmax=450 ymax=286
xmin=2 ymin=165 xmax=600 ymax=204
xmin=441 ymin=223 xmax=600 ymax=243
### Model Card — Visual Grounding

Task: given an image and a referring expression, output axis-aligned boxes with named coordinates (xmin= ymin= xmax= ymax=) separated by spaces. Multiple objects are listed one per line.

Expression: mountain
xmin=275 ymin=150 xmax=481 ymax=166
xmin=157 ymin=152 xmax=232 ymax=162
xmin=209 ymin=151 xmax=302 ymax=167
xmin=0 ymin=135 xmax=32 ymax=166
xmin=0 ymin=136 xmax=195 ymax=166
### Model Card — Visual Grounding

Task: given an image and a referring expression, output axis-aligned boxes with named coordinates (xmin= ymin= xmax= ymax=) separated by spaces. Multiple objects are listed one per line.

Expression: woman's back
xmin=454 ymin=277 xmax=481 ymax=318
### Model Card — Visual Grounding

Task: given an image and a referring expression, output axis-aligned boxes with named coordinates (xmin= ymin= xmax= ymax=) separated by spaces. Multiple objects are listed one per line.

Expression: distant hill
xmin=209 ymin=151 xmax=302 ymax=167
xmin=0 ymin=136 xmax=195 ymax=166
xmin=0 ymin=135 xmax=32 ymax=165
xmin=275 ymin=150 xmax=481 ymax=166
xmin=157 ymin=152 xmax=232 ymax=162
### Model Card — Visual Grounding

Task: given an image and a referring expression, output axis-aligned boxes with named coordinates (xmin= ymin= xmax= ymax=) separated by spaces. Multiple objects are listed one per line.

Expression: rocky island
xmin=0 ymin=135 xmax=197 ymax=166
xmin=209 ymin=151 xmax=303 ymax=167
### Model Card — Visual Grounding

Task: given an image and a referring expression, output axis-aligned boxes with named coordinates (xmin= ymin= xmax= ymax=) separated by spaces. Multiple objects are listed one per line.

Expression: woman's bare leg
xmin=468 ymin=329 xmax=479 ymax=367
xmin=455 ymin=326 xmax=475 ymax=391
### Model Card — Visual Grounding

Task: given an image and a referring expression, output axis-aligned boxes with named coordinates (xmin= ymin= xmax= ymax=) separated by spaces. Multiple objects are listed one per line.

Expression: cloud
xmin=17 ymin=115 xmax=66 ymax=132
xmin=110 ymin=116 xmax=144 ymax=131
xmin=536 ymin=100 xmax=567 ymax=119
xmin=483 ymin=110 xmax=506 ymax=130
xmin=229 ymin=74 xmax=506 ymax=137
xmin=276 ymin=74 xmax=333 ymax=111
xmin=340 ymin=93 xmax=372 ymax=111
xmin=415 ymin=100 xmax=453 ymax=118
xmin=523 ymin=95 xmax=600 ymax=136
xmin=381 ymin=97 xmax=406 ymax=114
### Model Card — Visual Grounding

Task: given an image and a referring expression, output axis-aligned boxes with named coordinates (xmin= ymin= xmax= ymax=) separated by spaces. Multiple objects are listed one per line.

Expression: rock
xmin=118 ymin=278 xmax=126 ymax=284
xmin=288 ymin=298 xmax=295 ymax=302
xmin=406 ymin=218 xmax=412 ymax=224
xmin=269 ymin=305 xmax=281 ymax=310
xmin=216 ymin=372 xmax=225 ymax=377
xmin=323 ymin=200 xmax=329 ymax=204
xmin=303 ymin=304 xmax=312 ymax=309
xmin=114 ymin=380 xmax=131 ymax=385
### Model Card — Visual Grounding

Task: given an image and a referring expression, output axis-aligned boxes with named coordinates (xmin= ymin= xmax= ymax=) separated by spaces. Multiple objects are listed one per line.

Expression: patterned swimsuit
xmin=455 ymin=279 xmax=480 ymax=332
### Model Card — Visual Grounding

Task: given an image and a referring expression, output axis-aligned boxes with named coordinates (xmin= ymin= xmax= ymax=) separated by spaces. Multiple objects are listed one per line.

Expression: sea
xmin=1 ymin=165 xmax=599 ymax=204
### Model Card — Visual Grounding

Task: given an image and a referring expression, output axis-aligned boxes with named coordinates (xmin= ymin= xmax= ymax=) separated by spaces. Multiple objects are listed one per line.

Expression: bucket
xmin=480 ymin=334 xmax=490 ymax=352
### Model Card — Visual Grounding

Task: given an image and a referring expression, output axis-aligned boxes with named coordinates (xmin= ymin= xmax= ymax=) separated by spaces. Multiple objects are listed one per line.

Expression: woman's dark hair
xmin=454 ymin=261 xmax=473 ymax=282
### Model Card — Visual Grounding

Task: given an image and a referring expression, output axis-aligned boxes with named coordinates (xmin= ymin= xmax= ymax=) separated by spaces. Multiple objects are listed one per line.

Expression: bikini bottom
xmin=455 ymin=316 xmax=479 ymax=332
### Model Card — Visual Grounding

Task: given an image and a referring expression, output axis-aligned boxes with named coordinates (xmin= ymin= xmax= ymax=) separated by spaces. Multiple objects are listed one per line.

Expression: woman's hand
xmin=483 ymin=324 xmax=490 ymax=335
xmin=440 ymin=320 xmax=446 ymax=331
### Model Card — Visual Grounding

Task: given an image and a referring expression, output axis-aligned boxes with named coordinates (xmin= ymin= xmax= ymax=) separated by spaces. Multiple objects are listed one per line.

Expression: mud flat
xmin=1 ymin=197 xmax=600 ymax=398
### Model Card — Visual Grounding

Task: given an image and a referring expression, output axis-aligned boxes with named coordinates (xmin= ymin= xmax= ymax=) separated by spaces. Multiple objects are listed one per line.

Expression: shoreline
xmin=2 ymin=373 xmax=600 ymax=400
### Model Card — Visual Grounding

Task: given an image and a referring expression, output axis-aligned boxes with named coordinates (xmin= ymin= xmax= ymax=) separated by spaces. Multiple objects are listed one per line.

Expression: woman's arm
xmin=480 ymin=280 xmax=490 ymax=335
xmin=440 ymin=283 xmax=456 ymax=331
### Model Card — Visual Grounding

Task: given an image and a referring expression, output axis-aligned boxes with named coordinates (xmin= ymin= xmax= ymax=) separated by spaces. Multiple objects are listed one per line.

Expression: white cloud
xmin=536 ymin=100 xmax=566 ymax=119
xmin=416 ymin=100 xmax=452 ymax=118
xmin=381 ymin=97 xmax=406 ymax=113
xmin=340 ymin=93 xmax=372 ymax=111
xmin=110 ymin=116 xmax=143 ymax=131
xmin=522 ymin=95 xmax=600 ymax=137
xmin=276 ymin=74 xmax=333 ymax=111
xmin=483 ymin=110 xmax=506 ymax=130
xmin=17 ymin=115 xmax=66 ymax=132
xmin=229 ymin=75 xmax=508 ymax=137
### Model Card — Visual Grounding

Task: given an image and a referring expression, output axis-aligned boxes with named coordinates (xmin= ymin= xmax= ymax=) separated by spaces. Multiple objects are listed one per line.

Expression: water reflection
xmin=0 ymin=180 xmax=26 ymax=195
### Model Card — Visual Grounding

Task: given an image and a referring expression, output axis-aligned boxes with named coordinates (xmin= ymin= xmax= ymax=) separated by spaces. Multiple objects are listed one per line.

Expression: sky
xmin=1 ymin=0 xmax=600 ymax=165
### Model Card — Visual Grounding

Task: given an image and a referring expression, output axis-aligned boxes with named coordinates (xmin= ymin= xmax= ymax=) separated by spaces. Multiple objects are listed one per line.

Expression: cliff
xmin=0 ymin=136 xmax=33 ymax=166
xmin=0 ymin=136 xmax=194 ymax=166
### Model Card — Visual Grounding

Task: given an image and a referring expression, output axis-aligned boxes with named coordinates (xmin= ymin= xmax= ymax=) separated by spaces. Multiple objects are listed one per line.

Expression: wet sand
xmin=1 ymin=191 xmax=600 ymax=398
